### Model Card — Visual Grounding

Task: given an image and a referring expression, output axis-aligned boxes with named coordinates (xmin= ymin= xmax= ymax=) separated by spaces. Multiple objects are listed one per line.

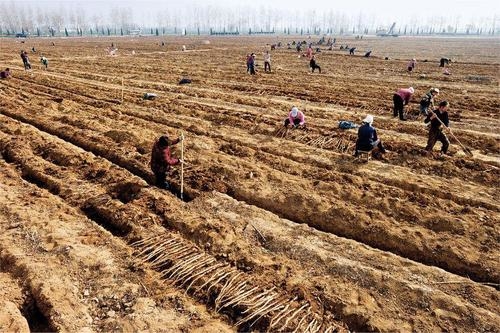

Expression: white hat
xmin=363 ymin=115 xmax=374 ymax=124
xmin=291 ymin=107 xmax=299 ymax=117
xmin=409 ymin=87 xmax=415 ymax=94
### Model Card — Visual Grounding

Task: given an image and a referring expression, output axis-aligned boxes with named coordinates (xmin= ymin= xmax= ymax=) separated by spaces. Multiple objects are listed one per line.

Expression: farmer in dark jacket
xmin=310 ymin=56 xmax=321 ymax=73
xmin=20 ymin=51 xmax=31 ymax=70
xmin=424 ymin=101 xmax=450 ymax=155
xmin=150 ymin=135 xmax=183 ymax=189
xmin=439 ymin=58 xmax=451 ymax=67
xmin=419 ymin=88 xmax=439 ymax=116
xmin=354 ymin=115 xmax=386 ymax=157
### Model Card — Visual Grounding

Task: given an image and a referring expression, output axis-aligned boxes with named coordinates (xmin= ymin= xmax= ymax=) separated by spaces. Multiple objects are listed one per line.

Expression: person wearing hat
xmin=424 ymin=101 xmax=451 ymax=156
xmin=354 ymin=115 xmax=387 ymax=158
xmin=419 ymin=88 xmax=439 ymax=116
xmin=40 ymin=55 xmax=48 ymax=69
xmin=393 ymin=86 xmax=414 ymax=121
xmin=247 ymin=53 xmax=256 ymax=75
xmin=284 ymin=107 xmax=305 ymax=128
xmin=150 ymin=134 xmax=184 ymax=189
xmin=407 ymin=58 xmax=417 ymax=72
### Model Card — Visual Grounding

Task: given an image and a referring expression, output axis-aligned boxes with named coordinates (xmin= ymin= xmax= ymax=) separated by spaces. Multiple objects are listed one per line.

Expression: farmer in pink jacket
xmin=284 ymin=107 xmax=306 ymax=128
xmin=393 ymin=86 xmax=414 ymax=121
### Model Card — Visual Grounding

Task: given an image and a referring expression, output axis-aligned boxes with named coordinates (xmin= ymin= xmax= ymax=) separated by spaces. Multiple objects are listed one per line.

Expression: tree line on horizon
xmin=0 ymin=2 xmax=497 ymax=37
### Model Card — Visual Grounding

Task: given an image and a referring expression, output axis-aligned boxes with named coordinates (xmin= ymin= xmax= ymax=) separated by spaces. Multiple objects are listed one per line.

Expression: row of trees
xmin=0 ymin=2 xmax=498 ymax=37
xmin=4 ymin=25 xmax=495 ymax=38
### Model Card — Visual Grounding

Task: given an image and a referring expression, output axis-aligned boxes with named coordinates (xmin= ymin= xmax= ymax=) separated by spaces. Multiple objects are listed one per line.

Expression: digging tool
xmin=180 ymin=131 xmax=185 ymax=200
xmin=430 ymin=111 xmax=473 ymax=157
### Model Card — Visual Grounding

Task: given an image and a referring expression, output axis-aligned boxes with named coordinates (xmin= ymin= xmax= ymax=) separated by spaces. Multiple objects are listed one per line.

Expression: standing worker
xmin=306 ymin=45 xmax=313 ymax=59
xmin=393 ymin=86 xmax=414 ymax=121
xmin=419 ymin=88 xmax=439 ymax=116
xmin=150 ymin=135 xmax=184 ymax=190
xmin=247 ymin=53 xmax=256 ymax=75
xmin=407 ymin=58 xmax=417 ymax=72
xmin=424 ymin=101 xmax=451 ymax=156
xmin=263 ymin=50 xmax=271 ymax=72
xmin=284 ymin=107 xmax=306 ymax=128
xmin=20 ymin=51 xmax=31 ymax=70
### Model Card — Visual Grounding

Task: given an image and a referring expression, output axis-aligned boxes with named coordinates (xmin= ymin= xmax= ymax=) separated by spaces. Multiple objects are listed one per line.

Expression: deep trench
xmin=0 ymin=258 xmax=53 ymax=332
xmin=22 ymin=297 xmax=53 ymax=333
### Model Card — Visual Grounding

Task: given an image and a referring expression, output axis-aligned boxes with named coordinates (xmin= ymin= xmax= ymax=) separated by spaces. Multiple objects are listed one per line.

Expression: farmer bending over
xmin=284 ymin=107 xmax=306 ymax=128
xmin=393 ymin=86 xmax=414 ymax=121
xmin=40 ymin=56 xmax=48 ymax=69
xmin=150 ymin=135 xmax=184 ymax=190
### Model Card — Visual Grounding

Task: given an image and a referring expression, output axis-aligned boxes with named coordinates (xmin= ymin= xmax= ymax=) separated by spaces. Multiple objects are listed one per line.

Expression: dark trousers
xmin=355 ymin=139 xmax=385 ymax=156
xmin=23 ymin=60 xmax=31 ymax=70
xmin=425 ymin=128 xmax=449 ymax=153
xmin=249 ymin=64 xmax=255 ymax=75
xmin=284 ymin=118 xmax=301 ymax=127
xmin=311 ymin=64 xmax=321 ymax=73
xmin=154 ymin=171 xmax=167 ymax=188
xmin=264 ymin=61 xmax=271 ymax=72
xmin=393 ymin=94 xmax=404 ymax=119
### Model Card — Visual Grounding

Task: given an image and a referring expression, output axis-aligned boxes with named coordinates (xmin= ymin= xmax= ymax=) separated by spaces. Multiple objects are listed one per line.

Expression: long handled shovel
xmin=180 ymin=132 xmax=184 ymax=200
xmin=431 ymin=111 xmax=473 ymax=157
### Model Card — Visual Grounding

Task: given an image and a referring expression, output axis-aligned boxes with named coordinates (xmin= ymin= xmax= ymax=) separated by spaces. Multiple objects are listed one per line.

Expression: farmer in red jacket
xmin=150 ymin=135 xmax=183 ymax=189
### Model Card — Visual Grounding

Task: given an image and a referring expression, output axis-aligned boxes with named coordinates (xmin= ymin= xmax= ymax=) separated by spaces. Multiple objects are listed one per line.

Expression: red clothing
xmin=150 ymin=138 xmax=180 ymax=174
xmin=288 ymin=110 xmax=305 ymax=126
xmin=396 ymin=88 xmax=413 ymax=104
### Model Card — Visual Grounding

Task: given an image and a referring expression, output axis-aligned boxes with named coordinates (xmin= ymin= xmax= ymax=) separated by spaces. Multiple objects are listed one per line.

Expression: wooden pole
xmin=180 ymin=132 xmax=184 ymax=200
xmin=121 ymin=77 xmax=124 ymax=104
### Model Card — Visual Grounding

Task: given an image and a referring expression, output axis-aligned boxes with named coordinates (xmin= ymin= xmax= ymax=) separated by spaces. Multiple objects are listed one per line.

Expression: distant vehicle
xmin=376 ymin=23 xmax=399 ymax=37
xmin=15 ymin=32 xmax=29 ymax=38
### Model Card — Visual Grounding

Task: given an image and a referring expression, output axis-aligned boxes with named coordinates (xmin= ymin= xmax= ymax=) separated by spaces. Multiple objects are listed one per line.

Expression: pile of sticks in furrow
xmin=274 ymin=126 xmax=354 ymax=154
xmin=297 ymin=134 xmax=354 ymax=153
xmin=274 ymin=126 xmax=289 ymax=138
xmin=132 ymin=233 xmax=345 ymax=332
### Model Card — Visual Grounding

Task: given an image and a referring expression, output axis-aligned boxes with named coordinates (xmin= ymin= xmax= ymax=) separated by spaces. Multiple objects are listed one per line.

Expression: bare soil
xmin=0 ymin=35 xmax=498 ymax=332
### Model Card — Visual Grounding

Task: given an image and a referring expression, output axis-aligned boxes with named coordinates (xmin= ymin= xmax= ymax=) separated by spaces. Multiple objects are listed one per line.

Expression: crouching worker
xmin=40 ymin=56 xmax=48 ymax=69
xmin=354 ymin=115 xmax=387 ymax=159
xmin=424 ymin=101 xmax=450 ymax=156
xmin=151 ymin=135 xmax=183 ymax=190
xmin=0 ymin=68 xmax=11 ymax=79
xmin=284 ymin=107 xmax=306 ymax=128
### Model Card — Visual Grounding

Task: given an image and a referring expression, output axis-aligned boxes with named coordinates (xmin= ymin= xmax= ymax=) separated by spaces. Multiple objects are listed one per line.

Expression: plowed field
xmin=0 ymin=35 xmax=499 ymax=332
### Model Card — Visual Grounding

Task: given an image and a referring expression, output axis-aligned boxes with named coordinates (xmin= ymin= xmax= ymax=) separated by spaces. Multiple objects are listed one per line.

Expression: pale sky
xmin=3 ymin=0 xmax=499 ymax=29
xmin=9 ymin=0 xmax=499 ymax=18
